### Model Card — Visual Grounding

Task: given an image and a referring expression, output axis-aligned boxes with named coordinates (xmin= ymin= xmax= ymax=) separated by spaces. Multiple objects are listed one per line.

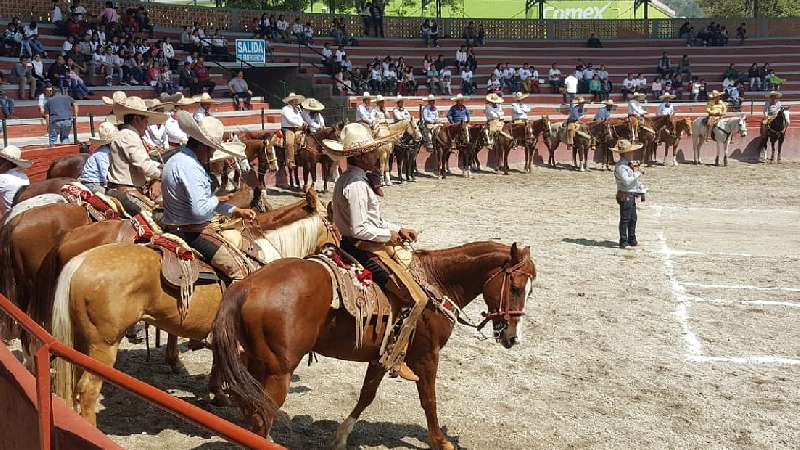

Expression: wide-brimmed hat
xmin=106 ymin=113 xmax=122 ymax=126
xmin=485 ymin=93 xmax=504 ymax=104
xmin=375 ymin=94 xmax=386 ymax=103
xmin=611 ymin=139 xmax=644 ymax=154
xmin=282 ymin=92 xmax=306 ymax=104
xmin=195 ymin=92 xmax=219 ymax=105
xmin=425 ymin=94 xmax=436 ymax=102
xmin=767 ymin=91 xmax=783 ymax=98
xmin=514 ymin=92 xmax=528 ymax=101
xmin=321 ymin=123 xmax=395 ymax=160
xmin=574 ymin=96 xmax=587 ymax=104
xmin=302 ymin=98 xmax=325 ymax=112
xmin=361 ymin=92 xmax=374 ymax=103
xmin=111 ymin=92 xmax=167 ymax=124
xmin=633 ymin=92 xmax=647 ymax=99
xmin=708 ymin=90 xmax=723 ymax=99
xmin=176 ymin=110 xmax=246 ymax=159
xmin=602 ymin=99 xmax=615 ymax=106
xmin=88 ymin=121 xmax=119 ymax=145
xmin=395 ymin=94 xmax=405 ymax=104
xmin=659 ymin=93 xmax=676 ymax=101
xmin=151 ymin=92 xmax=183 ymax=111
xmin=0 ymin=145 xmax=31 ymax=169
xmin=101 ymin=91 xmax=126 ymax=106
xmin=450 ymin=94 xmax=465 ymax=102
xmin=176 ymin=95 xmax=198 ymax=107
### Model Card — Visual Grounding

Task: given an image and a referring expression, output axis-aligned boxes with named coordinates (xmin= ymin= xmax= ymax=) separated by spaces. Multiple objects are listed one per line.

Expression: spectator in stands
xmin=651 ymin=78 xmax=662 ymax=100
xmin=582 ymin=64 xmax=595 ymax=94
xmin=360 ymin=4 xmax=372 ymax=36
xmin=44 ymin=90 xmax=77 ymax=145
xmin=291 ymin=18 xmax=304 ymax=43
xmin=621 ymin=73 xmax=635 ymax=99
xmin=369 ymin=63 xmax=383 ymax=94
xmin=51 ymin=0 xmax=65 ymax=34
xmin=587 ymin=33 xmax=601 ymax=48
xmin=100 ymin=2 xmax=119 ymax=32
xmin=62 ymin=35 xmax=75 ymax=56
xmin=425 ymin=63 xmax=440 ymax=95
xmin=486 ymin=74 xmax=501 ymax=94
xmin=101 ymin=46 xmax=122 ymax=86
xmin=765 ymin=69 xmax=785 ymax=91
xmin=455 ymin=46 xmax=468 ymax=71
xmin=722 ymin=63 xmax=738 ymax=82
xmin=211 ymin=30 xmax=227 ymax=59
xmin=31 ymin=53 xmax=45 ymax=95
xmin=461 ymin=65 xmax=474 ymax=95
xmin=0 ymin=72 xmax=14 ymax=118
xmin=21 ymin=22 xmax=46 ymax=58
xmin=400 ymin=66 xmax=416 ymax=95
xmin=439 ymin=65 xmax=452 ymax=96
xmin=276 ymin=15 xmax=289 ymax=41
xmin=548 ymin=63 xmax=562 ymax=94
xmin=1 ymin=24 xmax=22 ymax=57
xmin=71 ymin=0 xmax=87 ymax=21
xmin=384 ymin=64 xmax=399 ymax=95
xmin=422 ymin=19 xmax=439 ymax=48
xmin=178 ymin=61 xmax=195 ymax=92
xmin=227 ymin=70 xmax=252 ymax=111
xmin=679 ymin=21 xmax=694 ymax=46
xmin=341 ymin=55 xmax=353 ymax=72
xmin=135 ymin=6 xmax=154 ymax=37
xmin=463 ymin=21 xmax=477 ymax=46
xmin=747 ymin=63 xmax=761 ymax=91
xmin=329 ymin=18 xmax=343 ymax=45
xmin=519 ymin=63 xmax=532 ymax=93
xmin=635 ymin=73 xmax=647 ymax=94
xmin=589 ymin=75 xmax=602 ymax=103
xmin=476 ymin=24 xmax=486 ymax=46
xmin=735 ymin=23 xmax=746 ymax=45
xmin=501 ymin=63 xmax=517 ymax=94
xmin=563 ymin=72 xmax=578 ymax=104
xmin=192 ymin=57 xmax=216 ymax=95
xmin=370 ymin=2 xmax=384 ymax=38
xmin=690 ymin=77 xmax=701 ymax=101
xmin=180 ymin=26 xmax=193 ymax=50
xmin=466 ymin=47 xmax=477 ymax=72
xmin=66 ymin=56 xmax=90 ymax=99
xmin=12 ymin=56 xmax=35 ymax=101
xmin=302 ymin=22 xmax=315 ymax=45
xmin=656 ymin=52 xmax=671 ymax=76
xmin=47 ymin=54 xmax=69 ymax=93
xmin=162 ymin=38 xmax=176 ymax=70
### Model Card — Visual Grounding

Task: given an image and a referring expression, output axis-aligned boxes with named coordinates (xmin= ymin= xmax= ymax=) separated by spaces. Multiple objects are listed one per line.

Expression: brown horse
xmin=654 ymin=117 xmax=692 ymax=166
xmin=462 ymin=123 xmax=490 ymax=177
xmin=223 ymin=129 xmax=282 ymax=185
xmin=295 ymin=127 xmax=338 ymax=192
xmin=376 ymin=120 xmax=420 ymax=186
xmin=503 ymin=117 xmax=551 ymax=173
xmin=588 ymin=121 xmax=617 ymax=171
xmin=432 ymin=122 xmax=470 ymax=178
xmin=212 ymin=242 xmax=535 ymax=450
xmin=48 ymin=194 xmax=338 ymax=425
xmin=546 ymin=122 xmax=594 ymax=170
xmin=47 ymin=154 xmax=90 ymax=179
xmin=13 ymin=177 xmax=75 ymax=205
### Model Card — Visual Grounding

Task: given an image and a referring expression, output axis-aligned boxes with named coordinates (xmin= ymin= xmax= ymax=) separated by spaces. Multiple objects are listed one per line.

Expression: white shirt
xmin=493 ymin=68 xmax=503 ymax=79
xmin=656 ymin=103 xmax=675 ymax=117
xmin=628 ymin=100 xmax=647 ymax=116
xmin=162 ymin=42 xmax=175 ymax=59
xmin=583 ymin=69 xmax=595 ymax=80
xmin=281 ymin=104 xmax=305 ymax=128
xmin=370 ymin=68 xmax=382 ymax=81
xmin=335 ymin=49 xmax=345 ymax=62
xmin=511 ymin=102 xmax=531 ymax=121
xmin=440 ymin=69 xmax=451 ymax=81
xmin=373 ymin=108 xmax=389 ymax=124
xmin=321 ymin=47 xmax=332 ymax=59
xmin=548 ymin=68 xmax=561 ymax=80
xmin=52 ymin=6 xmax=63 ymax=22
xmin=292 ymin=23 xmax=304 ymax=34
xmin=518 ymin=68 xmax=531 ymax=80
xmin=485 ymin=104 xmax=504 ymax=120
xmin=144 ymin=123 xmax=168 ymax=148
xmin=422 ymin=105 xmax=439 ymax=123
xmin=356 ymin=103 xmax=374 ymax=124
xmin=636 ymin=78 xmax=647 ymax=88
xmin=383 ymin=69 xmax=397 ymax=80
xmin=31 ymin=59 xmax=43 ymax=77
xmin=393 ymin=107 xmax=411 ymax=122
xmin=0 ymin=169 xmax=30 ymax=221
xmin=503 ymin=68 xmax=516 ymax=79
xmin=277 ymin=20 xmax=288 ymax=31
xmin=564 ymin=75 xmax=578 ymax=94
xmin=164 ymin=113 xmax=188 ymax=144
xmin=597 ymin=70 xmax=608 ymax=80
xmin=302 ymin=110 xmax=325 ymax=132
xmin=461 ymin=70 xmax=473 ymax=82
xmin=193 ymin=106 xmax=209 ymax=123
xmin=455 ymin=50 xmax=467 ymax=63
xmin=333 ymin=166 xmax=400 ymax=243
xmin=623 ymin=78 xmax=635 ymax=89
xmin=62 ymin=41 xmax=73 ymax=53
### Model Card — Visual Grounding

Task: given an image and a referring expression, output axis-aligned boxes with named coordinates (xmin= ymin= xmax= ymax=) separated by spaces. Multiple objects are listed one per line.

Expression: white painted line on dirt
xmin=691 ymin=298 xmax=800 ymax=308
xmin=668 ymin=249 xmax=754 ymax=257
xmin=682 ymin=282 xmax=800 ymax=292
xmin=690 ymin=355 xmax=800 ymax=366
xmin=654 ymin=205 xmax=800 ymax=215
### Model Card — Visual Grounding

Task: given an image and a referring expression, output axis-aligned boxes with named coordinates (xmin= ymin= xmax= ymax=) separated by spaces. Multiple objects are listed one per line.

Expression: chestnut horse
xmin=654 ymin=117 xmax=692 ymax=166
xmin=48 ymin=193 xmax=338 ymax=425
xmin=212 ymin=242 xmax=535 ymax=450
xmin=432 ymin=122 xmax=470 ymax=179
xmin=295 ymin=127 xmax=338 ymax=192
xmin=13 ymin=177 xmax=75 ymax=205
xmin=588 ymin=121 xmax=617 ymax=171
xmin=503 ymin=117 xmax=551 ymax=173
xmin=47 ymin=154 xmax=90 ymax=179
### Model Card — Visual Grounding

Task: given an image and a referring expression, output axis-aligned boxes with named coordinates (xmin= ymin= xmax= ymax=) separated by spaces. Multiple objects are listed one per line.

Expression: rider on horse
xmin=80 ymin=120 xmax=118 ymax=194
xmin=301 ymin=97 xmax=327 ymax=134
xmin=656 ymin=93 xmax=676 ymax=118
xmin=565 ymin=96 xmax=587 ymax=151
xmin=280 ymin=92 xmax=307 ymax=170
xmin=392 ymin=95 xmax=411 ymax=122
xmin=761 ymin=90 xmax=783 ymax=134
xmin=705 ymin=90 xmax=727 ymax=141
xmin=446 ymin=94 xmax=470 ymax=124
xmin=511 ymin=91 xmax=531 ymax=123
xmin=485 ymin=93 xmax=508 ymax=145
xmin=356 ymin=92 xmax=376 ymax=128
xmin=161 ymin=111 xmax=258 ymax=281
xmin=193 ymin=93 xmax=218 ymax=123
xmin=0 ymin=145 xmax=31 ymax=221
xmin=594 ymin=99 xmax=614 ymax=122
xmin=325 ymin=123 xmax=423 ymax=382
xmin=421 ymin=94 xmax=440 ymax=150
xmin=626 ymin=92 xmax=648 ymax=140
xmin=143 ymin=93 xmax=185 ymax=154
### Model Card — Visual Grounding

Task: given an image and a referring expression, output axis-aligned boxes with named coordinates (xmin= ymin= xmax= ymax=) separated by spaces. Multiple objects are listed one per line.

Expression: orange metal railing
xmin=0 ymin=293 xmax=284 ymax=450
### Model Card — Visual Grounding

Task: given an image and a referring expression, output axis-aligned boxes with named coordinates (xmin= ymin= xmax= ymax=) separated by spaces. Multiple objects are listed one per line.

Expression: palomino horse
xmin=374 ymin=120 xmax=417 ymax=186
xmin=48 ymin=193 xmax=338 ymax=425
xmin=691 ymin=115 xmax=749 ymax=166
xmin=432 ymin=122 xmax=470 ymax=178
xmin=503 ymin=117 xmax=551 ymax=173
xmin=760 ymin=108 xmax=790 ymax=163
xmin=47 ymin=154 xmax=90 ymax=179
xmin=654 ymin=117 xmax=692 ymax=166
xmin=587 ymin=121 xmax=617 ymax=171
xmin=391 ymin=118 xmax=424 ymax=183
xmin=211 ymin=242 xmax=535 ymax=450
xmin=296 ymin=126 xmax=339 ymax=192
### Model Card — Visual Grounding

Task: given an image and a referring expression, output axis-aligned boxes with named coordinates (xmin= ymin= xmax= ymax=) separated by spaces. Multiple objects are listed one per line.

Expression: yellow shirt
xmin=706 ymin=100 xmax=727 ymax=115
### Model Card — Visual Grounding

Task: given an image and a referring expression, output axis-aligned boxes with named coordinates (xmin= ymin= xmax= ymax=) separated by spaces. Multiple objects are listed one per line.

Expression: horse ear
xmin=510 ymin=242 xmax=521 ymax=263
xmin=305 ymin=187 xmax=319 ymax=211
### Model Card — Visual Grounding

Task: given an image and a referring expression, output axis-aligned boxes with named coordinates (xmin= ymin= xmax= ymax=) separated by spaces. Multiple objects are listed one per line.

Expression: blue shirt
xmin=447 ymin=104 xmax=470 ymax=124
xmin=79 ymin=145 xmax=111 ymax=185
xmin=568 ymin=104 xmax=583 ymax=121
xmin=161 ymin=146 xmax=235 ymax=226
xmin=594 ymin=107 xmax=611 ymax=122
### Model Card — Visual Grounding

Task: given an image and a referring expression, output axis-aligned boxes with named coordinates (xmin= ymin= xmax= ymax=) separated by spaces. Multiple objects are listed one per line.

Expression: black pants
xmin=618 ymin=194 xmax=637 ymax=244
xmin=341 ymin=238 xmax=390 ymax=288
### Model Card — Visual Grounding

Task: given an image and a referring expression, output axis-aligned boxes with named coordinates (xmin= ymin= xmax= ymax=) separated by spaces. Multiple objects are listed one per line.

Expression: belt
xmin=52 ymin=118 xmax=73 ymax=123
xmin=163 ymin=223 xmax=210 ymax=233
xmin=282 ymin=126 xmax=300 ymax=131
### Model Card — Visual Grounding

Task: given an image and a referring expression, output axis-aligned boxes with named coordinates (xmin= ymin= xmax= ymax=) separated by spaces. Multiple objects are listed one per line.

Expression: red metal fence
xmin=0 ymin=293 xmax=284 ymax=450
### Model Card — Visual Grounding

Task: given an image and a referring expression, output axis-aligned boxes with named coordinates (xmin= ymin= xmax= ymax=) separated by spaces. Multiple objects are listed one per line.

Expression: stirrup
xmin=389 ymin=362 xmax=419 ymax=382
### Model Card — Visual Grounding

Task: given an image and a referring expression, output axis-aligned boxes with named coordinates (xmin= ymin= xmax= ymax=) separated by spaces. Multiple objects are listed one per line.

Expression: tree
xmin=698 ymin=0 xmax=800 ymax=17
xmin=661 ymin=0 xmax=703 ymax=18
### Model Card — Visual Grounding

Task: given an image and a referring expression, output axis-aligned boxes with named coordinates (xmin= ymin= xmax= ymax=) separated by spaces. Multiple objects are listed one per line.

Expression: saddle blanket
xmin=4 ymin=193 xmax=65 ymax=225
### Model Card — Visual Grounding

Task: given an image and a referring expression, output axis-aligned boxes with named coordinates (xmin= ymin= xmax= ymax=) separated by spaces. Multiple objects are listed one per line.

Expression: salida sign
xmin=235 ymin=39 xmax=266 ymax=64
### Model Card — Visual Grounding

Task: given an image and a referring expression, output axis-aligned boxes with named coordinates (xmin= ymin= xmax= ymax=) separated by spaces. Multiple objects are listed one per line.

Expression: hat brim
xmin=321 ymin=134 xmax=396 ymax=161
xmin=177 ymin=111 xmax=243 ymax=159
xmin=112 ymin=104 xmax=167 ymax=124
xmin=210 ymin=141 xmax=247 ymax=162
xmin=486 ymin=96 xmax=504 ymax=104
xmin=283 ymin=95 xmax=306 ymax=103
xmin=611 ymin=143 xmax=644 ymax=154
xmin=88 ymin=136 xmax=114 ymax=145
xmin=768 ymin=91 xmax=782 ymax=98
xmin=0 ymin=153 xmax=32 ymax=169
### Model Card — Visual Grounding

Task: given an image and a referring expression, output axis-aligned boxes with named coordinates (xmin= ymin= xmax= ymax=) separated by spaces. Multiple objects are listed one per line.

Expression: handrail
xmin=0 ymin=293 xmax=284 ymax=450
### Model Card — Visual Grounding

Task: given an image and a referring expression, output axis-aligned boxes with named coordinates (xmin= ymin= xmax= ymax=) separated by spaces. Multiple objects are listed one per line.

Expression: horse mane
xmin=254 ymin=214 xmax=324 ymax=261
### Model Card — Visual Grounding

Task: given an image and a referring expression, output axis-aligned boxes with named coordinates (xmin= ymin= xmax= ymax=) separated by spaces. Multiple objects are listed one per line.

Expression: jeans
xmin=618 ymin=194 xmax=637 ymax=245
xmin=0 ymin=97 xmax=14 ymax=115
xmin=49 ymin=118 xmax=72 ymax=146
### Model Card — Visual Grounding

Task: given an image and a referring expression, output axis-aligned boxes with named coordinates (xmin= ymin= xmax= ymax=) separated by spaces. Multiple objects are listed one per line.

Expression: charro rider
xmin=192 ymin=92 xmax=218 ymax=123
xmin=372 ymin=95 xmax=390 ymax=131
xmin=705 ymin=90 xmax=727 ymax=141
xmin=594 ymin=99 xmax=614 ymax=122
xmin=325 ymin=123 xmax=424 ymax=382
xmin=161 ymin=111 xmax=258 ymax=281
xmin=656 ymin=93 xmax=676 ymax=118
xmin=446 ymin=93 xmax=470 ymax=124
xmin=484 ymin=92 xmax=508 ymax=145
xmin=565 ymin=96 xmax=587 ymax=153
xmin=355 ymin=92 xmax=375 ymax=128
xmin=391 ymin=95 xmax=411 ymax=122
xmin=511 ymin=91 xmax=531 ymax=122
xmin=143 ymin=93 xmax=185 ymax=154
xmin=280 ymin=92 xmax=307 ymax=171
xmin=301 ymin=97 xmax=327 ymax=133
xmin=761 ymin=90 xmax=784 ymax=135
xmin=627 ymin=92 xmax=648 ymax=140
xmin=421 ymin=94 xmax=440 ymax=151
xmin=613 ymin=139 xmax=646 ymax=249
xmin=79 ymin=120 xmax=118 ymax=193
xmin=0 ymin=145 xmax=31 ymax=222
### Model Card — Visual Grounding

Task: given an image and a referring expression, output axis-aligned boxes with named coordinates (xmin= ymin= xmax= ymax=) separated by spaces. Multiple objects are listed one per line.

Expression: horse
xmin=502 ymin=117 xmax=551 ymax=174
xmin=691 ymin=115 xmax=748 ymax=166
xmin=373 ymin=120 xmax=417 ymax=186
xmin=223 ymin=130 xmax=283 ymax=186
xmin=654 ymin=117 xmax=692 ymax=166
xmin=546 ymin=122 xmax=594 ymax=171
xmin=760 ymin=108 xmax=790 ymax=163
xmin=295 ymin=127 xmax=338 ymax=192
xmin=432 ymin=122 xmax=470 ymax=179
xmin=48 ymin=193 xmax=338 ymax=425
xmin=390 ymin=119 xmax=423 ymax=183
xmin=462 ymin=123 xmax=490 ymax=177
xmin=12 ymin=177 xmax=75 ymax=206
xmin=211 ymin=241 xmax=536 ymax=450
xmin=587 ymin=121 xmax=617 ymax=171
xmin=46 ymin=154 xmax=90 ymax=179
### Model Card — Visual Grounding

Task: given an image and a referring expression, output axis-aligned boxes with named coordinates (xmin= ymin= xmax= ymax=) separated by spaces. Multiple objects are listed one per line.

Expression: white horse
xmin=691 ymin=115 xmax=748 ymax=166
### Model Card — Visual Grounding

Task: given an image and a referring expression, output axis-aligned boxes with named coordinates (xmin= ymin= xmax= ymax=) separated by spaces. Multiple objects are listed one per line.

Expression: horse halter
xmin=476 ymin=258 xmax=535 ymax=335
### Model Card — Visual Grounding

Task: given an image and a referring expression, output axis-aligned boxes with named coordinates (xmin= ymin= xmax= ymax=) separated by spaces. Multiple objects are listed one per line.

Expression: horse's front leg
xmin=777 ymin=138 xmax=783 ymax=163
xmin=410 ymin=353 xmax=453 ymax=450
xmin=769 ymin=139 xmax=776 ymax=163
xmin=333 ymin=362 xmax=387 ymax=450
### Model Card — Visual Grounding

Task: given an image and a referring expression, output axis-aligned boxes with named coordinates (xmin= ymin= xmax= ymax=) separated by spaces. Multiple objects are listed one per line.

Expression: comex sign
xmin=235 ymin=39 xmax=266 ymax=64
xmin=542 ymin=3 xmax=612 ymax=19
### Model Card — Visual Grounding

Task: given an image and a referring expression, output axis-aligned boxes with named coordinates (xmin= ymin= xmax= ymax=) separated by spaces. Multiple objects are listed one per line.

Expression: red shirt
xmin=193 ymin=64 xmax=209 ymax=81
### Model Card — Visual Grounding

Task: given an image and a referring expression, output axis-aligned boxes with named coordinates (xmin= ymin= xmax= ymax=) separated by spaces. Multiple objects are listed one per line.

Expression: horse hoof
xmin=211 ymin=392 xmax=233 ymax=407
xmin=168 ymin=360 xmax=185 ymax=374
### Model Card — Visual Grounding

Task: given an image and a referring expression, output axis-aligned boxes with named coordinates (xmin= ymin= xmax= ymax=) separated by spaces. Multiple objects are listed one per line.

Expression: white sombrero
xmin=375 ymin=94 xmax=386 ymax=103
xmin=485 ymin=93 xmax=504 ymax=104
xmin=767 ymin=91 xmax=783 ymax=98
xmin=395 ymin=94 xmax=405 ymax=103
xmin=514 ymin=92 xmax=528 ymax=101
xmin=602 ymin=99 xmax=615 ymax=106
xmin=659 ymin=93 xmax=676 ymax=101
xmin=176 ymin=110 xmax=246 ymax=160
xmin=88 ymin=121 xmax=119 ymax=145
xmin=101 ymin=91 xmax=126 ymax=106
xmin=301 ymin=98 xmax=325 ymax=112
xmin=425 ymin=94 xmax=436 ymax=102
xmin=195 ymin=92 xmax=220 ymax=105
xmin=611 ymin=139 xmax=644 ymax=154
xmin=361 ymin=92 xmax=374 ymax=103
xmin=111 ymin=92 xmax=167 ymax=124
xmin=450 ymin=94 xmax=465 ymax=102
xmin=708 ymin=90 xmax=723 ymax=99
xmin=283 ymin=92 xmax=306 ymax=104
xmin=176 ymin=95 xmax=198 ymax=107
xmin=321 ymin=123 xmax=396 ymax=160
xmin=633 ymin=92 xmax=647 ymax=99
xmin=0 ymin=145 xmax=31 ymax=169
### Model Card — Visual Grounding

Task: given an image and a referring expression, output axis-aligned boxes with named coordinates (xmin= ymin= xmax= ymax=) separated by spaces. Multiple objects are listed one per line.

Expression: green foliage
xmin=661 ymin=0 xmax=703 ymax=17
xmin=698 ymin=0 xmax=800 ymax=17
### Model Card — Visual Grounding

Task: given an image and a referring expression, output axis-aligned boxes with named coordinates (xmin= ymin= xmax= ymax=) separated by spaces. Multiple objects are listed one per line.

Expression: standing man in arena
xmin=391 ymin=95 xmax=411 ymax=122
xmin=613 ymin=139 xmax=645 ymax=249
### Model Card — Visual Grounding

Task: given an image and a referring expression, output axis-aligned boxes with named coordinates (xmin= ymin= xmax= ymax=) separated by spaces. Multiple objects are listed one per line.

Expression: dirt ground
xmin=92 ymin=159 xmax=800 ymax=450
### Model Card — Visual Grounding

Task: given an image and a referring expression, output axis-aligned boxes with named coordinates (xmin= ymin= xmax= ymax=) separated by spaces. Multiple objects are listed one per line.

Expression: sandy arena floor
xmin=90 ymin=159 xmax=800 ymax=449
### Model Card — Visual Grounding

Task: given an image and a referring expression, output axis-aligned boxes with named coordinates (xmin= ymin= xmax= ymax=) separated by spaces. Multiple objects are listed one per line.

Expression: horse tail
xmin=0 ymin=222 xmax=18 ymax=341
xmin=211 ymin=283 xmax=277 ymax=423
xmin=28 ymin=245 xmax=62 ymax=336
xmin=52 ymin=249 xmax=91 ymax=405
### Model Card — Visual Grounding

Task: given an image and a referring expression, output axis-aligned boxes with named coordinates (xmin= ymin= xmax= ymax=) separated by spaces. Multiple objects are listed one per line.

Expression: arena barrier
xmin=0 ymin=294 xmax=285 ymax=450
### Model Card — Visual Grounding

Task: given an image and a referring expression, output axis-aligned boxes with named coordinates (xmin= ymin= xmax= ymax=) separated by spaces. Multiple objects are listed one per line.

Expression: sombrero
xmin=301 ymin=98 xmax=325 ymax=112
xmin=395 ymin=94 xmax=405 ymax=103
xmin=633 ymin=92 xmax=647 ymax=99
xmin=321 ymin=123 xmax=396 ymax=160
xmin=485 ymin=93 xmax=504 ymax=104
xmin=767 ymin=91 xmax=783 ymax=98
xmin=176 ymin=110 xmax=246 ymax=160
xmin=88 ymin=121 xmax=119 ymax=145
xmin=111 ymin=92 xmax=167 ymax=124
xmin=195 ymin=92 xmax=219 ymax=105
xmin=611 ymin=139 xmax=644 ymax=154
xmin=176 ymin=95 xmax=198 ymax=107
xmin=101 ymin=91 xmax=126 ymax=106
xmin=0 ymin=145 xmax=32 ymax=169
xmin=602 ymin=99 xmax=615 ymax=106
xmin=574 ymin=96 xmax=587 ymax=104
xmin=282 ymin=92 xmax=306 ymax=104
xmin=106 ymin=113 xmax=122 ymax=126
xmin=659 ymin=93 xmax=676 ymax=101
xmin=425 ymin=94 xmax=436 ymax=102
xmin=361 ymin=92 xmax=374 ymax=103
xmin=514 ymin=92 xmax=528 ymax=101
xmin=451 ymin=94 xmax=465 ymax=102
xmin=708 ymin=90 xmax=723 ymax=99
xmin=151 ymin=92 xmax=184 ymax=111
xmin=375 ymin=95 xmax=386 ymax=103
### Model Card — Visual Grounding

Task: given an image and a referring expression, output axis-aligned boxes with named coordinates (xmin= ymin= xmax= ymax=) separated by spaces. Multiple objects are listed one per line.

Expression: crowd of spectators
xmin=679 ymin=21 xmax=732 ymax=47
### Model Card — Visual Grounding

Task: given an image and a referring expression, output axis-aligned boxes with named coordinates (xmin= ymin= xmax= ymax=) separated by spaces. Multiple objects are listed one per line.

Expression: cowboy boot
xmin=388 ymin=342 xmax=419 ymax=382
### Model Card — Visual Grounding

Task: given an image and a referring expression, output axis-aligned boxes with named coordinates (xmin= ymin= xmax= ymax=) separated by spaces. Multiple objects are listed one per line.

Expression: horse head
xmin=457 ymin=122 xmax=470 ymax=144
xmin=481 ymin=243 xmax=535 ymax=349
xmin=736 ymin=115 xmax=748 ymax=138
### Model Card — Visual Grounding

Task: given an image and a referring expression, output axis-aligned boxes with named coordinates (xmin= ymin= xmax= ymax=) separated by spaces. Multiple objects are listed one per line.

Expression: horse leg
xmin=777 ymin=138 xmax=783 ymax=163
xmin=769 ymin=138 xmax=776 ymax=163
xmin=77 ymin=342 xmax=120 ymax=425
xmin=410 ymin=353 xmax=453 ymax=450
xmin=333 ymin=362 xmax=387 ymax=450
xmin=165 ymin=333 xmax=183 ymax=373
xmin=723 ymin=141 xmax=729 ymax=167
xmin=503 ymin=146 xmax=510 ymax=175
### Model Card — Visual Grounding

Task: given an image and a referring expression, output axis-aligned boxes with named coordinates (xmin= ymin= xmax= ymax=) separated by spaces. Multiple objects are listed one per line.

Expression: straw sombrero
xmin=375 ymin=95 xmax=386 ymax=103
xmin=485 ymin=93 xmax=504 ymax=104
xmin=321 ymin=123 xmax=396 ymax=160
xmin=396 ymin=94 xmax=405 ymax=103
xmin=514 ymin=92 xmax=528 ymax=101
xmin=106 ymin=113 xmax=122 ymax=126
xmin=151 ymin=92 xmax=184 ymax=111
xmin=767 ymin=91 xmax=783 ymax=98
xmin=425 ymin=94 xmax=436 ymax=102
xmin=658 ymin=93 xmax=676 ymax=101
xmin=0 ymin=145 xmax=32 ymax=169
xmin=176 ymin=111 xmax=246 ymax=160
xmin=88 ymin=121 xmax=119 ymax=145
xmin=708 ymin=90 xmax=723 ymax=99
xmin=195 ymin=92 xmax=219 ymax=105
xmin=282 ymin=92 xmax=306 ymax=104
xmin=101 ymin=91 xmax=126 ymax=106
xmin=176 ymin=95 xmax=198 ymax=107
xmin=451 ymin=94 xmax=465 ymax=102
xmin=633 ymin=92 xmax=647 ymax=99
xmin=301 ymin=98 xmax=325 ymax=112
xmin=611 ymin=139 xmax=644 ymax=154
xmin=574 ymin=96 xmax=587 ymax=104
xmin=111 ymin=92 xmax=167 ymax=124
xmin=602 ymin=99 xmax=615 ymax=106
